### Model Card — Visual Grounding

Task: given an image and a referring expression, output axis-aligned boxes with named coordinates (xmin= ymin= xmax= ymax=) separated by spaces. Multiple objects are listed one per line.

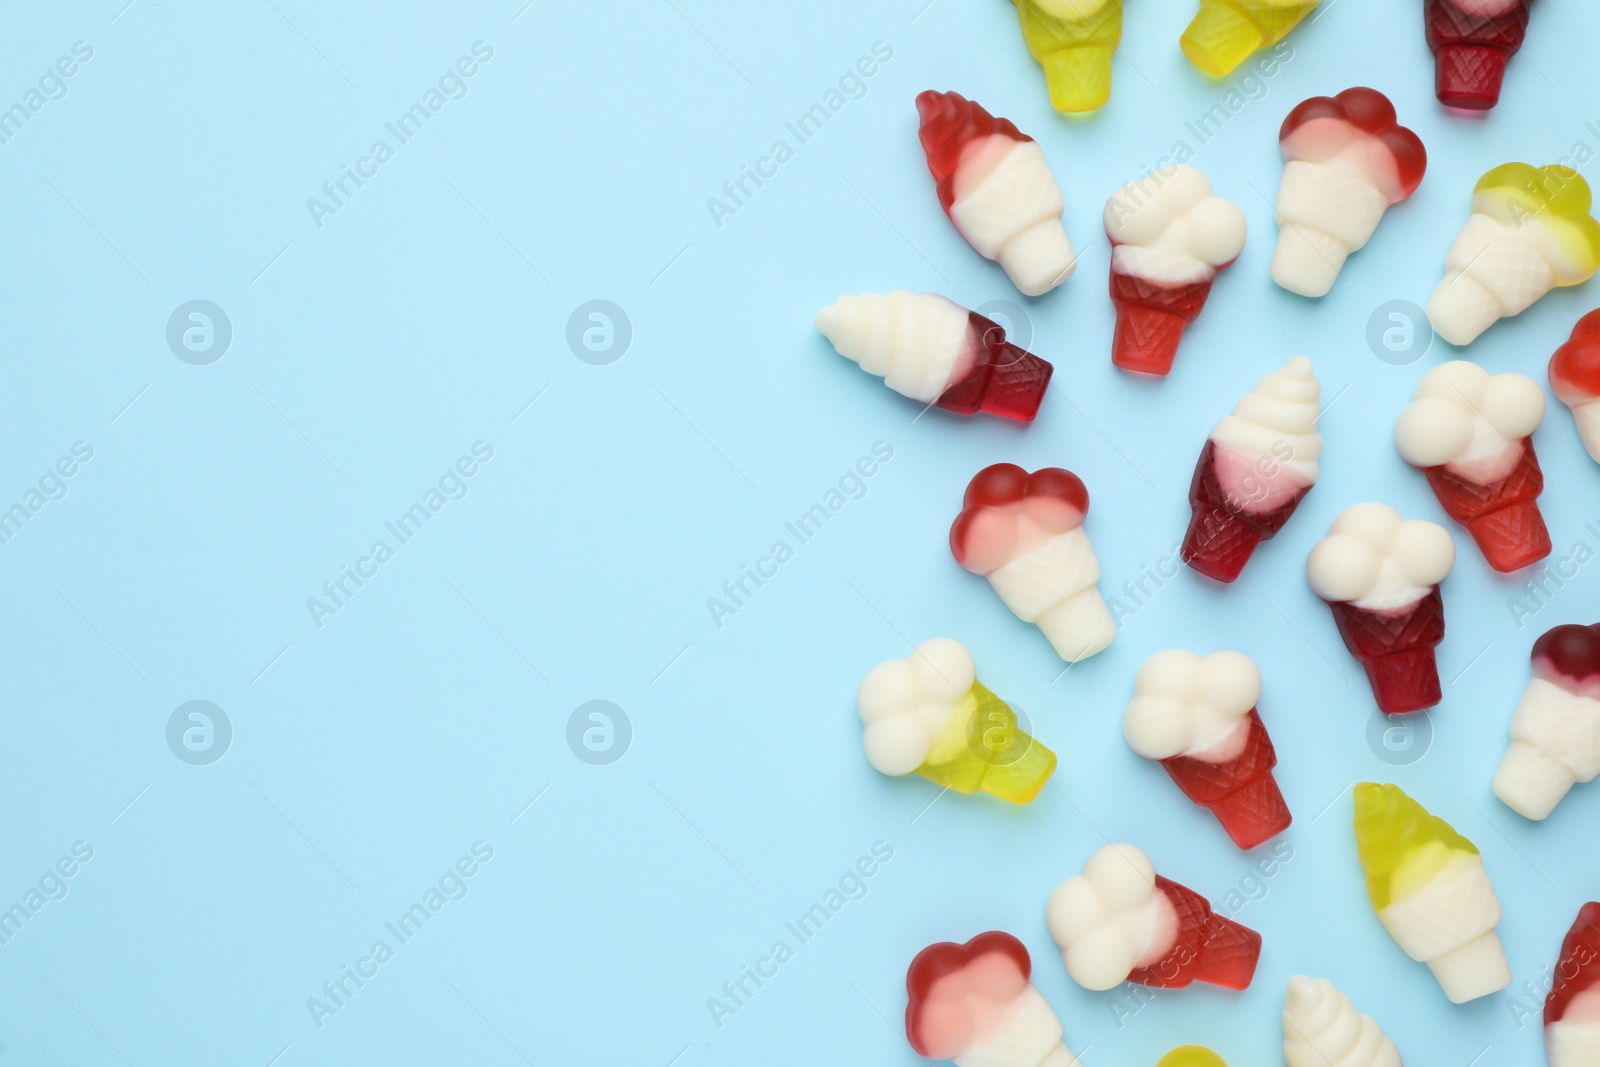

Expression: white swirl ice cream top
xmin=816 ymin=291 xmax=973 ymax=403
xmin=1282 ymin=975 xmax=1401 ymax=1067
xmin=1208 ymin=356 xmax=1323 ymax=512
xmin=1123 ymin=650 xmax=1261 ymax=764
xmin=857 ymin=638 xmax=977 ymax=776
xmin=1104 ymin=164 xmax=1246 ymax=286
xmin=1046 ymin=843 xmax=1176 ymax=991
xmin=1394 ymin=361 xmax=1545 ymax=484
xmin=1307 ymin=503 xmax=1455 ymax=612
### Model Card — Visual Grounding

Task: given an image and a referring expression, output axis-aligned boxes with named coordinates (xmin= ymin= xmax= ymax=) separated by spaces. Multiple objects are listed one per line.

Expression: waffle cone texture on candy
xmin=1180 ymin=0 xmax=1319 ymax=77
xmin=1011 ymin=0 xmax=1124 ymax=114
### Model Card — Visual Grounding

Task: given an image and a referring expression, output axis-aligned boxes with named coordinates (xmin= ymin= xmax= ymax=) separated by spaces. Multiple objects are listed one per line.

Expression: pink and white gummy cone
xmin=1493 ymin=624 xmax=1600 ymax=820
xmin=1103 ymin=164 xmax=1246 ymax=375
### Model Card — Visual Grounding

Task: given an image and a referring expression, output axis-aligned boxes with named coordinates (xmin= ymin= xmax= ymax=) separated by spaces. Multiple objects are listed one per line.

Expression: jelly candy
xmin=1427 ymin=163 xmax=1600 ymax=346
xmin=858 ymin=638 xmax=1057 ymax=804
xmin=1183 ymin=356 xmax=1321 ymax=581
xmin=1272 ymin=88 xmax=1426 ymax=297
xmin=1307 ymin=504 xmax=1455 ymax=714
xmin=905 ymin=931 xmax=1084 ymax=1067
xmin=1425 ymin=0 xmax=1534 ymax=111
xmin=1282 ymin=975 xmax=1401 ymax=1067
xmin=1395 ymin=361 xmax=1549 ymax=572
xmin=1493 ymin=623 xmax=1600 ymax=820
xmin=917 ymin=90 xmax=1077 ymax=296
xmin=1545 ymin=902 xmax=1600 ymax=1067
xmin=1181 ymin=0 xmax=1319 ymax=77
xmin=1158 ymin=1049 xmax=1227 ymax=1067
xmin=1047 ymin=842 xmax=1261 ymax=992
xmin=815 ymin=291 xmax=1054 ymax=421
xmin=1012 ymin=0 xmax=1124 ymax=113
xmin=1104 ymin=164 xmax=1247 ymax=374
xmin=1123 ymin=650 xmax=1290 ymax=849
xmin=1353 ymin=782 xmax=1511 ymax=1003
xmin=1548 ymin=310 xmax=1600 ymax=462
xmin=951 ymin=464 xmax=1114 ymax=662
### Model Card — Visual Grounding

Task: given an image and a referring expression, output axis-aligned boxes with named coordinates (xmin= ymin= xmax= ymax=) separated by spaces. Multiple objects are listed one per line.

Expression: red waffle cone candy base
xmin=1161 ymin=710 xmax=1291 ymax=850
xmin=1109 ymin=266 xmax=1215 ymax=375
xmin=1424 ymin=0 xmax=1531 ymax=110
xmin=1182 ymin=440 xmax=1312 ymax=582
xmin=1546 ymin=902 xmax=1600 ymax=1026
xmin=1128 ymin=877 xmax=1261 ymax=990
xmin=935 ymin=311 xmax=1053 ymax=422
xmin=1328 ymin=589 xmax=1446 ymax=714
xmin=1421 ymin=439 xmax=1550 ymax=572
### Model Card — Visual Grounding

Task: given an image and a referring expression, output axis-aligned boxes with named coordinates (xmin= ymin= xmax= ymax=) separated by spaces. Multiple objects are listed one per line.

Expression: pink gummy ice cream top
xmin=905 ymin=931 xmax=1033 ymax=1060
xmin=1280 ymin=88 xmax=1427 ymax=204
xmin=950 ymin=464 xmax=1089 ymax=575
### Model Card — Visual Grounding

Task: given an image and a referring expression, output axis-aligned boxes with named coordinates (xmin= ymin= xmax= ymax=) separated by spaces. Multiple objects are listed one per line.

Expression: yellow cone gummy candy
xmin=1158 ymin=1048 xmax=1228 ymax=1067
xmin=857 ymin=638 xmax=1056 ymax=804
xmin=1181 ymin=0 xmax=1317 ymax=77
xmin=1012 ymin=0 xmax=1123 ymax=113
xmin=1427 ymin=164 xmax=1600 ymax=346
xmin=1352 ymin=783 xmax=1510 ymax=1003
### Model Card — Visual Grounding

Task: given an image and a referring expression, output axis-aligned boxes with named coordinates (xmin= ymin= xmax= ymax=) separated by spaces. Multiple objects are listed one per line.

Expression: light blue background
xmin=0 ymin=0 xmax=1597 ymax=1064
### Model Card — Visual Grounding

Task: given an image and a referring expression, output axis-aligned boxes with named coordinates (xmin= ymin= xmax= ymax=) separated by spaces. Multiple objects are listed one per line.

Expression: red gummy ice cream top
xmin=1279 ymin=87 xmax=1427 ymax=203
xmin=917 ymin=90 xmax=1030 ymax=214
xmin=1550 ymin=310 xmax=1600 ymax=403
xmin=949 ymin=464 xmax=1088 ymax=575
xmin=1547 ymin=902 xmax=1600 ymax=1026
xmin=1532 ymin=623 xmax=1600 ymax=697
xmin=905 ymin=931 xmax=1032 ymax=1060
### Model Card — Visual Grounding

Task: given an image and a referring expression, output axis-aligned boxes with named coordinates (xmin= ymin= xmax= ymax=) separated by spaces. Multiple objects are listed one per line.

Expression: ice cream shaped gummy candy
xmin=1046 ymin=843 xmax=1262 ymax=992
xmin=1123 ymin=650 xmax=1290 ymax=850
xmin=1183 ymin=356 xmax=1321 ymax=582
xmin=1427 ymin=163 xmax=1600 ymax=346
xmin=1158 ymin=1049 xmax=1227 ymax=1067
xmin=1352 ymin=782 xmax=1511 ymax=1004
xmin=1103 ymin=164 xmax=1247 ymax=375
xmin=1272 ymin=88 xmax=1426 ymax=298
xmin=1425 ymin=0 xmax=1534 ymax=111
xmin=1307 ymin=504 xmax=1455 ymax=714
xmin=917 ymin=91 xmax=1076 ymax=297
xmin=1492 ymin=623 xmax=1600 ymax=820
xmin=1282 ymin=975 xmax=1402 ymax=1067
xmin=815 ymin=291 xmax=1054 ymax=421
xmin=951 ymin=465 xmax=1114 ymax=663
xmin=1012 ymin=0 xmax=1123 ymax=114
xmin=1181 ymin=0 xmax=1318 ymax=78
xmin=1549 ymin=310 xmax=1600 ymax=462
xmin=905 ymin=931 xmax=1084 ymax=1067
xmin=858 ymin=639 xmax=1057 ymax=805
xmin=1546 ymin=903 xmax=1600 ymax=1067
xmin=1395 ymin=361 xmax=1549 ymax=572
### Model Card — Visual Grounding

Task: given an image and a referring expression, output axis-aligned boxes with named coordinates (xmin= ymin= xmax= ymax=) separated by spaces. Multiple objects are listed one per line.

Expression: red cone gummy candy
xmin=1307 ymin=504 xmax=1456 ymax=713
xmin=1546 ymin=902 xmax=1600 ymax=1066
xmin=1123 ymin=650 xmax=1291 ymax=850
xmin=1424 ymin=0 xmax=1533 ymax=111
xmin=917 ymin=90 xmax=1076 ymax=297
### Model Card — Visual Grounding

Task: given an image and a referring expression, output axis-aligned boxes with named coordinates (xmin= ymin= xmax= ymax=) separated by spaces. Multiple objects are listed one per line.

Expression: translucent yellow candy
xmin=1353 ymin=782 xmax=1477 ymax=911
xmin=1181 ymin=0 xmax=1318 ymax=77
xmin=917 ymin=681 xmax=1057 ymax=803
xmin=1013 ymin=0 xmax=1124 ymax=113
xmin=1158 ymin=1048 xmax=1229 ymax=1067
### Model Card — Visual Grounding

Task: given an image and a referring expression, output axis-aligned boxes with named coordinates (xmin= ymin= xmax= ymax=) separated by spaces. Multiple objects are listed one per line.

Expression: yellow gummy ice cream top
xmin=1353 ymin=782 xmax=1478 ymax=912
xmin=1472 ymin=163 xmax=1600 ymax=285
xmin=1158 ymin=1047 xmax=1229 ymax=1067
xmin=1181 ymin=0 xmax=1318 ymax=78
xmin=1014 ymin=0 xmax=1123 ymax=113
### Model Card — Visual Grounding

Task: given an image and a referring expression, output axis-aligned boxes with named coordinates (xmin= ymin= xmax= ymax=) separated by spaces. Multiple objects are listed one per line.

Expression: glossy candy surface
xmin=1546 ymin=902 xmax=1600 ymax=1067
xmin=1104 ymin=164 xmax=1246 ymax=375
xmin=1307 ymin=504 xmax=1455 ymax=713
xmin=1282 ymin=975 xmax=1402 ymax=1067
xmin=1353 ymin=783 xmax=1510 ymax=1003
xmin=1427 ymin=163 xmax=1600 ymax=346
xmin=1013 ymin=0 xmax=1124 ymax=113
xmin=1183 ymin=356 xmax=1321 ymax=581
xmin=858 ymin=638 xmax=1057 ymax=804
xmin=1424 ymin=0 xmax=1533 ymax=110
xmin=1394 ymin=361 xmax=1549 ymax=572
xmin=1493 ymin=623 xmax=1600 ymax=820
xmin=1157 ymin=1048 xmax=1228 ymax=1067
xmin=1549 ymin=310 xmax=1600 ymax=462
xmin=1123 ymin=650 xmax=1291 ymax=849
xmin=951 ymin=465 xmax=1115 ymax=662
xmin=1047 ymin=843 xmax=1261 ymax=992
xmin=1181 ymin=0 xmax=1319 ymax=77
xmin=1272 ymin=88 xmax=1426 ymax=297
xmin=816 ymin=291 xmax=1054 ymax=421
xmin=917 ymin=90 xmax=1076 ymax=296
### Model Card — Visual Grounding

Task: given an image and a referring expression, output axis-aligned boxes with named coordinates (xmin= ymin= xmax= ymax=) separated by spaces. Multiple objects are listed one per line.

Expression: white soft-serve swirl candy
xmin=1103 ymin=164 xmax=1247 ymax=286
xmin=1046 ymin=843 xmax=1176 ymax=991
xmin=1394 ymin=361 xmax=1545 ymax=484
xmin=1209 ymin=356 xmax=1322 ymax=511
xmin=1123 ymin=650 xmax=1261 ymax=764
xmin=1282 ymin=976 xmax=1401 ymax=1067
xmin=815 ymin=291 xmax=974 ymax=403
xmin=857 ymin=638 xmax=976 ymax=776
xmin=1306 ymin=503 xmax=1455 ymax=612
